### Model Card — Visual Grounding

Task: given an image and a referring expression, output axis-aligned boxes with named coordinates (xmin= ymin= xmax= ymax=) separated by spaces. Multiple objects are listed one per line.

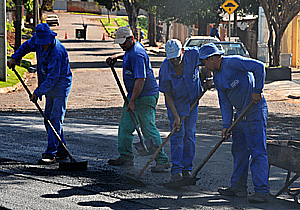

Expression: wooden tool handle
xmin=12 ymin=67 xmax=75 ymax=162
xmin=192 ymin=101 xmax=255 ymax=177
xmin=138 ymin=89 xmax=207 ymax=177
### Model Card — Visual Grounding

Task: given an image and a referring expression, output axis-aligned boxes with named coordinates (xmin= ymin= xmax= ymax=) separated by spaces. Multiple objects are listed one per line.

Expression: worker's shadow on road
xmin=41 ymin=186 xmax=95 ymax=198
xmin=77 ymin=196 xmax=228 ymax=210
xmin=76 ymin=193 xmax=300 ymax=210
xmin=41 ymin=179 xmax=137 ymax=199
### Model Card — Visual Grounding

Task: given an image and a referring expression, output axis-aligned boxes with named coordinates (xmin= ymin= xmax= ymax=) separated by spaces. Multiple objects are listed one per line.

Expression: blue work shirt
xmin=122 ymin=42 xmax=158 ymax=98
xmin=12 ymin=34 xmax=72 ymax=99
xmin=213 ymin=56 xmax=266 ymax=128
xmin=159 ymin=47 xmax=202 ymax=116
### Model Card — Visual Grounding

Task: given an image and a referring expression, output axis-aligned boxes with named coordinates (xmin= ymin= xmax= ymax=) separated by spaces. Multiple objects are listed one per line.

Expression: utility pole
xmin=33 ymin=0 xmax=39 ymax=31
xmin=15 ymin=0 xmax=22 ymax=51
xmin=0 ymin=0 xmax=7 ymax=81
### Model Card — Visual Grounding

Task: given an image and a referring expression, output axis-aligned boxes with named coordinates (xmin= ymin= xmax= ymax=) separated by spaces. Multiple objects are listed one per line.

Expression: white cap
xmin=114 ymin=27 xmax=133 ymax=44
xmin=165 ymin=39 xmax=182 ymax=60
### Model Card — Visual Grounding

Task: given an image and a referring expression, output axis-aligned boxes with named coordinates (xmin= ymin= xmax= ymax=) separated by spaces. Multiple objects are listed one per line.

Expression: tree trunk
xmin=274 ymin=32 xmax=281 ymax=66
xmin=197 ymin=14 xmax=207 ymax=35
xmin=123 ymin=0 xmax=139 ymax=39
xmin=260 ymin=0 xmax=300 ymax=67
xmin=38 ymin=0 xmax=46 ymax=23
xmin=108 ymin=11 xmax=110 ymax=23
xmin=148 ymin=11 xmax=157 ymax=47
xmin=234 ymin=11 xmax=237 ymax=36
xmin=268 ymin=28 xmax=274 ymax=66
xmin=166 ymin=21 xmax=170 ymax=42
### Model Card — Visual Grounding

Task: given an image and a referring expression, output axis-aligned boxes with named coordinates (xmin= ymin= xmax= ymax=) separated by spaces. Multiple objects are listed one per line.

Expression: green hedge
xmin=0 ymin=66 xmax=27 ymax=88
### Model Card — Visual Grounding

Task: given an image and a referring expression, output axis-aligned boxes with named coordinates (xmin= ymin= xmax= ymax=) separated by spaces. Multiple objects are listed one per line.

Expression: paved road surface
xmin=1 ymin=12 xmax=300 ymax=209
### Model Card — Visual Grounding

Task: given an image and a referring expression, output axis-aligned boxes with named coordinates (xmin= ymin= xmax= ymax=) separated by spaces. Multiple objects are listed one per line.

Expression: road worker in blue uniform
xmin=159 ymin=39 xmax=203 ymax=181
xmin=209 ymin=23 xmax=220 ymax=39
xmin=7 ymin=23 xmax=72 ymax=165
xmin=106 ymin=27 xmax=169 ymax=172
xmin=199 ymin=43 xmax=270 ymax=203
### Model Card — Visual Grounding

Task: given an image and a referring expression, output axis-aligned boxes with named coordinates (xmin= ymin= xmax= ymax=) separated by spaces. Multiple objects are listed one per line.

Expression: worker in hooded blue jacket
xmin=199 ymin=43 xmax=269 ymax=203
xmin=7 ymin=23 xmax=72 ymax=165
xmin=159 ymin=39 xmax=204 ymax=182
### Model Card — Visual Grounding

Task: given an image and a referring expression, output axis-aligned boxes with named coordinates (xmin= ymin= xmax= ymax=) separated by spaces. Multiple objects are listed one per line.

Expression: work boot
xmin=218 ymin=187 xmax=248 ymax=197
xmin=108 ymin=157 xmax=133 ymax=166
xmin=248 ymin=192 xmax=270 ymax=203
xmin=171 ymin=172 xmax=183 ymax=182
xmin=150 ymin=163 xmax=170 ymax=173
xmin=38 ymin=153 xmax=56 ymax=165
xmin=182 ymin=170 xmax=192 ymax=178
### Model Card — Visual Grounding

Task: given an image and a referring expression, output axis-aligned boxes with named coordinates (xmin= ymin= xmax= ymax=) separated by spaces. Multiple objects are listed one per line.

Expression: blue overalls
xmin=12 ymin=34 xmax=72 ymax=157
xmin=159 ymin=47 xmax=202 ymax=175
xmin=213 ymin=55 xmax=269 ymax=194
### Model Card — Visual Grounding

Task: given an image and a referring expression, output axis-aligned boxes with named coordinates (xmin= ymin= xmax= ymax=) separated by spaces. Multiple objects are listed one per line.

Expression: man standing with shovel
xmin=7 ymin=23 xmax=72 ymax=165
xmin=106 ymin=27 xmax=169 ymax=172
xmin=199 ymin=43 xmax=270 ymax=203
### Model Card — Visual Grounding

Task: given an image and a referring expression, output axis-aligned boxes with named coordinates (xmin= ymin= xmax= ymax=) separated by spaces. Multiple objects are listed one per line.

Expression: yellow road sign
xmin=221 ymin=0 xmax=239 ymax=15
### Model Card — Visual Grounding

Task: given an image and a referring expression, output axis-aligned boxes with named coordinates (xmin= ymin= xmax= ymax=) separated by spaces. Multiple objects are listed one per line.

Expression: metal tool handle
xmin=12 ymin=67 xmax=75 ymax=162
xmin=109 ymin=65 xmax=148 ymax=152
xmin=192 ymin=100 xmax=255 ymax=178
xmin=138 ymin=89 xmax=208 ymax=177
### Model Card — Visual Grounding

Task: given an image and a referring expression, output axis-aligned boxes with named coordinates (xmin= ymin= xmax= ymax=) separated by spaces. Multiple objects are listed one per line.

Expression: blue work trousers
xmin=44 ymin=96 xmax=68 ymax=156
xmin=169 ymin=105 xmax=198 ymax=175
xmin=231 ymin=104 xmax=269 ymax=194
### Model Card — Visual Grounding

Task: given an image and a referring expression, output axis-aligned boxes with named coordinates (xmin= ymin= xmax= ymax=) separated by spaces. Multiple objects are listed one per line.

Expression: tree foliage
xmin=24 ymin=0 xmax=33 ymax=15
xmin=259 ymin=0 xmax=300 ymax=66
xmin=6 ymin=0 xmax=15 ymax=9
xmin=97 ymin=0 xmax=120 ymax=11
xmin=237 ymin=0 xmax=260 ymax=15
xmin=123 ymin=0 xmax=140 ymax=38
xmin=39 ymin=0 xmax=54 ymax=22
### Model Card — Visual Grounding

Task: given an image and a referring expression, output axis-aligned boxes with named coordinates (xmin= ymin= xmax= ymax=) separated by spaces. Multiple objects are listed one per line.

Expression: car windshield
xmin=185 ymin=39 xmax=218 ymax=48
xmin=47 ymin=15 xmax=57 ymax=18
xmin=214 ymin=43 xmax=246 ymax=56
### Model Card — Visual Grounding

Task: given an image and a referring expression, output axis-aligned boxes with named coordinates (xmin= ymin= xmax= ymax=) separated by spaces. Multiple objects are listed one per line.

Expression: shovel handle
xmin=109 ymin=65 xmax=148 ymax=152
xmin=138 ymin=89 xmax=207 ymax=177
xmin=192 ymin=100 xmax=255 ymax=178
xmin=12 ymin=67 xmax=75 ymax=162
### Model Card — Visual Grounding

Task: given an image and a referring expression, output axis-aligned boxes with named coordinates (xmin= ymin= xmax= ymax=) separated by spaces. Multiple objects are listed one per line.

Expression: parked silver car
xmin=183 ymin=36 xmax=220 ymax=48
xmin=46 ymin=14 xmax=59 ymax=26
xmin=213 ymin=41 xmax=250 ymax=57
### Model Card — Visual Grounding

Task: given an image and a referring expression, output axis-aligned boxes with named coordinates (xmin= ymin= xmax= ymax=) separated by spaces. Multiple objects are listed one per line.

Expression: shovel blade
xmin=133 ymin=139 xmax=159 ymax=156
xmin=163 ymin=177 xmax=200 ymax=189
xmin=184 ymin=177 xmax=200 ymax=186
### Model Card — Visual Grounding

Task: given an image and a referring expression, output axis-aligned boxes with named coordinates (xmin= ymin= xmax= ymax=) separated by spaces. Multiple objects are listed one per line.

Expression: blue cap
xmin=35 ymin=23 xmax=57 ymax=45
xmin=165 ymin=39 xmax=182 ymax=60
xmin=199 ymin=43 xmax=224 ymax=60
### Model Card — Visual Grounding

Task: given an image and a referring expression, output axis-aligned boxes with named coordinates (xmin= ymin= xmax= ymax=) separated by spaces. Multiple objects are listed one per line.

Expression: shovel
xmin=12 ymin=67 xmax=88 ymax=171
xmin=163 ymin=100 xmax=255 ymax=188
xmin=109 ymin=65 xmax=158 ymax=156
xmin=138 ymin=88 xmax=208 ymax=178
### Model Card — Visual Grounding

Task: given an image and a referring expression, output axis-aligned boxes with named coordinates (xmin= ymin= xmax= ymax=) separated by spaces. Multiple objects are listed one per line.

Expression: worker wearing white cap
xmin=106 ymin=27 xmax=170 ymax=172
xmin=159 ymin=39 xmax=203 ymax=182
